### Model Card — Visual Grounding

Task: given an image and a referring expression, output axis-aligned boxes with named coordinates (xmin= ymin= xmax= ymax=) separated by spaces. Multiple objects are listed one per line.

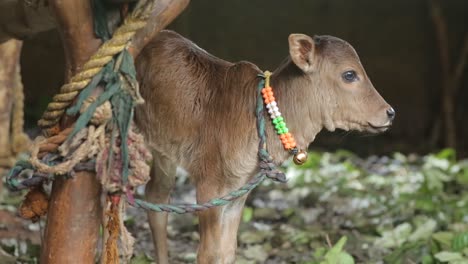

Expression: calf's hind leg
xmin=145 ymin=153 xmax=176 ymax=264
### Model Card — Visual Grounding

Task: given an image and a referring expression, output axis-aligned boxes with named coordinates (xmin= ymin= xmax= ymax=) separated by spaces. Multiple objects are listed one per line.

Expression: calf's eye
xmin=342 ymin=70 xmax=358 ymax=83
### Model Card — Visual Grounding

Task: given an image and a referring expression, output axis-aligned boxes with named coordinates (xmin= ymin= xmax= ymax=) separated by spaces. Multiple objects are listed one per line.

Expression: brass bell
xmin=293 ymin=150 xmax=308 ymax=165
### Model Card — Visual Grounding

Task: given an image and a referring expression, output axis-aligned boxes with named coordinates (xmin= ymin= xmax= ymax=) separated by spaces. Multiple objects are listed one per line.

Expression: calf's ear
xmin=288 ymin=34 xmax=316 ymax=73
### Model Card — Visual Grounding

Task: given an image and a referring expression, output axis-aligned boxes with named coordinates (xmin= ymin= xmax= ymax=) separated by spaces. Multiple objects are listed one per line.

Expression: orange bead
xmin=280 ymin=134 xmax=287 ymax=140
xmin=269 ymin=96 xmax=275 ymax=102
xmin=284 ymin=143 xmax=291 ymax=149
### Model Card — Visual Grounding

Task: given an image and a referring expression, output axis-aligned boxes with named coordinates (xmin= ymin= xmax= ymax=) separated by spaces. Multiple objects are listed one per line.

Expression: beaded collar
xmin=261 ymin=71 xmax=308 ymax=165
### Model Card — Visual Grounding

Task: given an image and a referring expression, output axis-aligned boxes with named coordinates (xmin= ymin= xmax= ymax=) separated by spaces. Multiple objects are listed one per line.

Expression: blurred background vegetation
xmin=21 ymin=0 xmax=468 ymax=156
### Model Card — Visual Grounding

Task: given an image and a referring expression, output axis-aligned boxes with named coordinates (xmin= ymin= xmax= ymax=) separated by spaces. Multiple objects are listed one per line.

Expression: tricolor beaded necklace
xmin=261 ymin=71 xmax=308 ymax=165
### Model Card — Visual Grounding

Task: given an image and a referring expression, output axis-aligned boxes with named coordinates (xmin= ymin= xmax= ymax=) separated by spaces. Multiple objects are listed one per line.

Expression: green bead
xmin=277 ymin=129 xmax=284 ymax=134
xmin=283 ymin=127 xmax=289 ymax=133
xmin=275 ymin=124 xmax=285 ymax=130
xmin=272 ymin=117 xmax=283 ymax=124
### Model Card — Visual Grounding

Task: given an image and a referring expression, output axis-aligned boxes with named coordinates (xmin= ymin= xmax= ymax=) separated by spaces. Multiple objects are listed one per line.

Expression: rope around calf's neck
xmin=131 ymin=73 xmax=287 ymax=213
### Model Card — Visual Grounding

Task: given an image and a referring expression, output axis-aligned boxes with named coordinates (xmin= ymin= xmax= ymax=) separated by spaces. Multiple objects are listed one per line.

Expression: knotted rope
xmin=38 ymin=0 xmax=156 ymax=134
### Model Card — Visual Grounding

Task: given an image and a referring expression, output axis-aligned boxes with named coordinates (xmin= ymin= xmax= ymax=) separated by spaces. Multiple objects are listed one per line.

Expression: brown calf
xmin=135 ymin=30 xmax=394 ymax=263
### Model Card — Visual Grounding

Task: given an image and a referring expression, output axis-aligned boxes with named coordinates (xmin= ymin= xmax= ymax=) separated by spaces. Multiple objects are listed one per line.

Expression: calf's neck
xmin=135 ymin=30 xmax=394 ymax=264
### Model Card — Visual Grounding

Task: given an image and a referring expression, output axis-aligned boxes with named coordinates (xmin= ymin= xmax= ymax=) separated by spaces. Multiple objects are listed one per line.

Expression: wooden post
xmin=40 ymin=1 xmax=103 ymax=263
xmin=0 ymin=39 xmax=22 ymax=196
xmin=40 ymin=1 xmax=190 ymax=263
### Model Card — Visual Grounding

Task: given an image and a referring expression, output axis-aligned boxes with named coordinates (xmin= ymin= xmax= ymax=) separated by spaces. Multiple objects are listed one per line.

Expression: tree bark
xmin=40 ymin=1 xmax=103 ymax=263
xmin=0 ymin=0 xmax=56 ymax=43
xmin=128 ymin=0 xmax=191 ymax=57
xmin=40 ymin=0 xmax=189 ymax=263
xmin=0 ymin=39 xmax=22 ymax=196
xmin=429 ymin=0 xmax=468 ymax=150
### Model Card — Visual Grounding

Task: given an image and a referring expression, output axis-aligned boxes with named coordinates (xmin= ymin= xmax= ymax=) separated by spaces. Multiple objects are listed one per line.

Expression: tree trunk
xmin=40 ymin=0 xmax=190 ymax=263
xmin=430 ymin=0 xmax=468 ymax=150
xmin=39 ymin=1 xmax=103 ymax=263
xmin=0 ymin=39 xmax=23 ymax=196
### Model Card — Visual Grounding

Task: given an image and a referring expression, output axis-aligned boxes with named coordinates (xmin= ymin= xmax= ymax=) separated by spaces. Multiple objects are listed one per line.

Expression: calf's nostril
xmin=386 ymin=107 xmax=395 ymax=120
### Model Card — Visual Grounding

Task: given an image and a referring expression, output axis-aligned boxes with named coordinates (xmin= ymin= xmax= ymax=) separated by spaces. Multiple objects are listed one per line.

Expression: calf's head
xmin=288 ymin=34 xmax=394 ymax=133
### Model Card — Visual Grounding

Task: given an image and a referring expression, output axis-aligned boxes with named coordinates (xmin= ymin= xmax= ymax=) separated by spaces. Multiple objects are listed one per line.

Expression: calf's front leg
xmin=196 ymin=180 xmax=248 ymax=264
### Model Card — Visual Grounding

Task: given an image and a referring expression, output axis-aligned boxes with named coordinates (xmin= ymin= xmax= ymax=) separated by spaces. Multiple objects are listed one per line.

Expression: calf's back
xmin=135 ymin=30 xmax=263 ymax=181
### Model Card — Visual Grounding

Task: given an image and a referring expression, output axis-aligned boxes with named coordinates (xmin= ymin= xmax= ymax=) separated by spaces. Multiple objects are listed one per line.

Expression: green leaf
xmin=409 ymin=218 xmax=437 ymax=242
xmin=434 ymin=251 xmax=464 ymax=262
xmin=313 ymin=247 xmax=327 ymax=259
xmin=374 ymin=223 xmax=412 ymax=248
xmin=424 ymin=156 xmax=451 ymax=171
xmin=433 ymin=232 xmax=455 ymax=248
xmin=436 ymin=148 xmax=456 ymax=162
xmin=320 ymin=237 xmax=355 ymax=264
xmin=452 ymin=232 xmax=468 ymax=252
xmin=422 ymin=254 xmax=434 ymax=264
xmin=337 ymin=252 xmax=355 ymax=264
xmin=329 ymin=236 xmax=347 ymax=253
xmin=242 ymin=207 xmax=253 ymax=223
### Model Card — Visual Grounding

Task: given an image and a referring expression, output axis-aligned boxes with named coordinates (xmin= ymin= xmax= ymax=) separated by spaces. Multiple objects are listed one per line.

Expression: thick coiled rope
xmin=38 ymin=0 xmax=155 ymax=132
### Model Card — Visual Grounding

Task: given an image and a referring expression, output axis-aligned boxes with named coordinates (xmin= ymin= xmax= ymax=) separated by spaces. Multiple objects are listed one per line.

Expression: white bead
xmin=274 ymin=111 xmax=281 ymax=116
xmin=270 ymin=101 xmax=277 ymax=107
xmin=266 ymin=104 xmax=272 ymax=109
xmin=268 ymin=109 xmax=274 ymax=114
xmin=272 ymin=106 xmax=279 ymax=112
xmin=270 ymin=114 xmax=277 ymax=119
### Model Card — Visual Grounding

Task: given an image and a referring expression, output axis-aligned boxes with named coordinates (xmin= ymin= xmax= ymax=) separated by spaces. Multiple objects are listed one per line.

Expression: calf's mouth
xmin=367 ymin=121 xmax=392 ymax=133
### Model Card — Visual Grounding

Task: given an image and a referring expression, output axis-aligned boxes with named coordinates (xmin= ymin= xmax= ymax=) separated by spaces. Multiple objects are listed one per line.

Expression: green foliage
xmin=283 ymin=148 xmax=468 ymax=263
